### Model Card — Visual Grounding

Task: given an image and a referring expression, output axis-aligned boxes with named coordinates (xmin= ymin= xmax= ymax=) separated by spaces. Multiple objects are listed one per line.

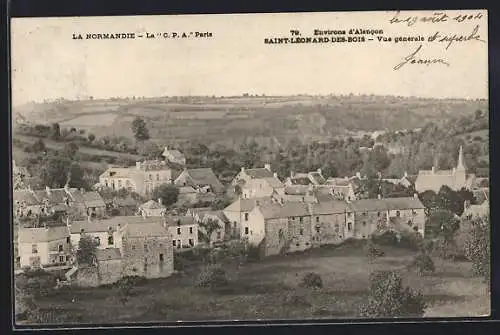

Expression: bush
xmin=299 ymin=272 xmax=323 ymax=289
xmin=359 ymin=270 xmax=426 ymax=318
xmin=196 ymin=264 xmax=229 ymax=288
xmin=365 ymin=239 xmax=385 ymax=262
xmin=408 ymin=253 xmax=435 ymax=276
xmin=464 ymin=217 xmax=490 ymax=282
xmin=372 ymin=231 xmax=399 ymax=246
xmin=398 ymin=232 xmax=424 ymax=251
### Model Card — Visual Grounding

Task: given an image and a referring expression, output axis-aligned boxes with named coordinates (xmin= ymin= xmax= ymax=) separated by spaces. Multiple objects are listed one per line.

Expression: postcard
xmin=10 ymin=10 xmax=489 ymax=327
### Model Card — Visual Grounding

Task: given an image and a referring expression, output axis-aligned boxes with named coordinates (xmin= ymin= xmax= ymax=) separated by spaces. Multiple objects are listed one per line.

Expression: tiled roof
xmin=95 ymin=248 xmax=122 ymax=261
xmin=18 ymin=226 xmax=70 ymax=243
xmin=13 ymin=190 xmax=40 ymax=206
xmin=311 ymin=201 xmax=347 ymax=215
xmin=290 ymin=177 xmax=312 ymax=185
xmin=81 ymin=191 xmax=106 ymax=208
xmin=245 ymin=168 xmax=274 ymax=179
xmin=165 ymin=215 xmax=196 ymax=226
xmin=122 ymin=221 xmax=170 ymax=237
xmin=99 ymin=167 xmax=137 ymax=179
xmin=223 ymin=197 xmax=273 ymax=212
xmin=259 ymin=202 xmax=310 ymax=219
xmin=348 ymin=197 xmax=424 ymax=212
xmin=262 ymin=177 xmax=284 ymax=189
xmin=69 ymin=220 xmax=120 ymax=234
xmin=285 ymin=186 xmax=309 ymax=195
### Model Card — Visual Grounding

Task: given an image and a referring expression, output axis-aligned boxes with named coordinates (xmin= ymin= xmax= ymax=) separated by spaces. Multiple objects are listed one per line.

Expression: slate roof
xmin=13 ymin=190 xmax=40 ymax=206
xmin=261 ymin=177 xmax=284 ymax=189
xmin=99 ymin=167 xmax=137 ymax=179
xmin=81 ymin=191 xmax=106 ymax=208
xmin=18 ymin=226 xmax=70 ymax=243
xmin=259 ymin=202 xmax=310 ymax=219
xmin=348 ymin=197 xmax=424 ymax=212
xmin=165 ymin=215 xmax=196 ymax=226
xmin=69 ymin=219 xmax=120 ymax=234
xmin=122 ymin=221 xmax=170 ymax=237
xmin=95 ymin=248 xmax=122 ymax=261
xmin=223 ymin=197 xmax=273 ymax=212
xmin=183 ymin=168 xmax=224 ymax=192
xmin=311 ymin=201 xmax=348 ymax=215
xmin=285 ymin=186 xmax=310 ymax=195
xmin=33 ymin=189 xmax=70 ymax=204
xmin=178 ymin=186 xmax=197 ymax=194
xmin=140 ymin=200 xmax=166 ymax=210
xmin=244 ymin=168 xmax=274 ymax=179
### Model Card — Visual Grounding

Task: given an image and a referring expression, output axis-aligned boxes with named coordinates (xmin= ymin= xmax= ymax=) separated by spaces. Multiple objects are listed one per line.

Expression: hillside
xmin=13 ymin=95 xmax=488 ymax=146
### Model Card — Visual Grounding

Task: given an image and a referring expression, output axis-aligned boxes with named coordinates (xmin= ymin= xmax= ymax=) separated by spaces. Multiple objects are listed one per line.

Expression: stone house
xmin=241 ymin=174 xmax=285 ymax=199
xmin=325 ymin=178 xmax=357 ymax=201
xmin=165 ymin=216 xmax=199 ymax=250
xmin=69 ymin=218 xmax=120 ymax=251
xmin=138 ymin=199 xmax=166 ymax=217
xmin=18 ymin=224 xmax=72 ymax=269
xmin=92 ymin=248 xmax=123 ymax=285
xmin=162 ymin=148 xmax=186 ymax=166
xmin=310 ymin=201 xmax=348 ymax=246
xmin=231 ymin=164 xmax=275 ymax=187
xmin=97 ymin=160 xmax=174 ymax=195
xmin=114 ymin=220 xmax=174 ymax=279
xmin=174 ymin=168 xmax=225 ymax=194
xmin=272 ymin=185 xmax=318 ymax=204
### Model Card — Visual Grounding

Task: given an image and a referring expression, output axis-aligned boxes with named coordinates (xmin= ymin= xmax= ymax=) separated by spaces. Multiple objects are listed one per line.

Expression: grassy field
xmin=12 ymin=96 xmax=488 ymax=144
xmin=23 ymin=242 xmax=490 ymax=325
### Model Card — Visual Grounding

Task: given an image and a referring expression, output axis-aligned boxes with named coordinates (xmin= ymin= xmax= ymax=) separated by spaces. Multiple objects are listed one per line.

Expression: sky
xmin=10 ymin=10 xmax=488 ymax=106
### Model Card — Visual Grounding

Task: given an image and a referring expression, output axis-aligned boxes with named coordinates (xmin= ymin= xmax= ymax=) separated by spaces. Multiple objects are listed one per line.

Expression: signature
xmin=393 ymin=44 xmax=450 ymax=71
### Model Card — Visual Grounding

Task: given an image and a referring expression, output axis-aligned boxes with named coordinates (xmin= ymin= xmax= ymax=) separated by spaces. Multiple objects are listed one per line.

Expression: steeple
xmin=457 ymin=145 xmax=466 ymax=171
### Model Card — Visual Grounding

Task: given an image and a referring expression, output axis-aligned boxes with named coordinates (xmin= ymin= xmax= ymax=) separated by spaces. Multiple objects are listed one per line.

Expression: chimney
xmin=356 ymin=172 xmax=361 ymax=179
xmin=377 ymin=194 xmax=382 ymax=200
xmin=256 ymin=200 xmax=260 ymax=206
xmin=80 ymin=188 xmax=85 ymax=193
xmin=241 ymin=167 xmax=245 ymax=172
xmin=80 ymin=228 xmax=85 ymax=234
xmin=431 ymin=166 xmax=436 ymax=174
xmin=414 ymin=193 xmax=418 ymax=199
xmin=87 ymin=215 xmax=92 ymax=223
xmin=45 ymin=186 xmax=51 ymax=196
xmin=273 ymin=172 xmax=278 ymax=179
xmin=404 ymin=171 xmax=408 ymax=178
xmin=290 ymin=171 xmax=295 ymax=178
xmin=452 ymin=167 xmax=456 ymax=175
xmin=264 ymin=164 xmax=271 ymax=171
xmin=317 ymin=168 xmax=322 ymax=175
xmin=158 ymin=198 xmax=163 ymax=205
xmin=136 ymin=161 xmax=141 ymax=170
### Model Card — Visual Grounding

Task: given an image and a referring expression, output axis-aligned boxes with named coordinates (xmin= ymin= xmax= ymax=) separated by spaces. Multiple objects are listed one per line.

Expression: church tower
xmin=454 ymin=145 xmax=467 ymax=190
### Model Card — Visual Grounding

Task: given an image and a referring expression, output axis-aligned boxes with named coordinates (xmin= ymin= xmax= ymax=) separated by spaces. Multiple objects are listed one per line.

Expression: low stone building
xmin=165 ymin=216 xmax=199 ymax=251
xmin=310 ymin=201 xmax=349 ymax=246
xmin=138 ymin=199 xmax=166 ymax=217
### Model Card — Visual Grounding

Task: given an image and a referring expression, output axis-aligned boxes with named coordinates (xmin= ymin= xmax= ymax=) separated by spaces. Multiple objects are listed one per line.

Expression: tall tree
xmin=152 ymin=184 xmax=179 ymax=207
xmin=49 ymin=123 xmax=61 ymax=140
xmin=131 ymin=117 xmax=150 ymax=141
xmin=76 ymin=235 xmax=97 ymax=265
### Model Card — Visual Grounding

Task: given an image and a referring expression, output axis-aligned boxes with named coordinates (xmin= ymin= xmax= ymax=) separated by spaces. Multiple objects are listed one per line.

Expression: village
xmin=12 ymin=143 xmax=489 ymax=289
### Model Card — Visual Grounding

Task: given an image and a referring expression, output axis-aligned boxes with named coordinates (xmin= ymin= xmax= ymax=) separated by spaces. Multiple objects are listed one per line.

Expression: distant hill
xmin=12 ymin=95 xmax=488 ymax=145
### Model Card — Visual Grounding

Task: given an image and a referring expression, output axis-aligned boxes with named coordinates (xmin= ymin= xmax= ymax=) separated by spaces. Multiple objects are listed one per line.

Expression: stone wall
xmin=311 ymin=213 xmax=346 ymax=246
xmin=354 ymin=211 xmax=381 ymax=239
xmin=97 ymin=259 xmax=122 ymax=285
xmin=264 ymin=218 xmax=288 ymax=257
xmin=76 ymin=266 xmax=99 ymax=287
xmin=287 ymin=215 xmax=312 ymax=253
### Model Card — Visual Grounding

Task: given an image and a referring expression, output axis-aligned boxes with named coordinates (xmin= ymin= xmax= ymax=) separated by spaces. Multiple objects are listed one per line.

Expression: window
xmin=144 ymin=244 xmax=149 ymax=252
xmin=217 ymin=232 xmax=221 ymax=239
xmin=66 ymin=237 xmax=70 ymax=244
xmin=299 ymin=217 xmax=303 ymax=223
xmin=177 ymin=227 xmax=181 ymax=235
xmin=348 ymin=223 xmax=352 ymax=231
xmin=244 ymin=213 xmax=249 ymax=221
xmin=149 ymin=174 xmax=153 ymax=181
xmin=316 ymin=217 xmax=319 ymax=223
xmin=58 ymin=244 xmax=63 ymax=252
xmin=363 ymin=212 xmax=367 ymax=216
xmin=118 ymin=180 xmax=122 ymax=188
xmin=377 ymin=212 xmax=381 ymax=217
xmin=189 ymin=239 xmax=194 ymax=246
xmin=291 ymin=217 xmax=295 ymax=221
xmin=305 ymin=242 xmax=310 ymax=246
xmin=299 ymin=228 xmax=304 ymax=235
xmin=173 ymin=240 xmax=176 ymax=246
xmin=32 ymin=244 xmax=38 ymax=254
xmin=66 ymin=255 xmax=70 ymax=262
xmin=244 ymin=227 xmax=249 ymax=235
xmin=296 ymin=243 xmax=300 ymax=247
xmin=159 ymin=253 xmax=164 ymax=262
xmin=108 ymin=235 xmax=114 ymax=245
xmin=413 ymin=227 xmax=419 ymax=232
xmin=94 ymin=237 xmax=101 ymax=246
xmin=177 ymin=240 xmax=181 ymax=248
xmin=396 ymin=210 xmax=401 ymax=217
xmin=315 ymin=226 xmax=320 ymax=233
xmin=407 ymin=220 xmax=412 ymax=226
xmin=362 ymin=235 xmax=366 ymax=239
xmin=59 ymin=256 xmax=65 ymax=263
xmin=132 ymin=245 xmax=136 ymax=250
xmin=189 ymin=227 xmax=193 ymax=234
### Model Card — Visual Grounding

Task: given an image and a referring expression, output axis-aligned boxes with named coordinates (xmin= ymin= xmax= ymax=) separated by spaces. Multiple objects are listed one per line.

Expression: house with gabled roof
xmin=174 ymin=167 xmax=225 ymax=194
xmin=223 ymin=196 xmax=273 ymax=238
xmin=325 ymin=178 xmax=357 ymax=201
xmin=241 ymin=174 xmax=285 ymax=199
xmin=231 ymin=164 xmax=275 ymax=186
xmin=188 ymin=208 xmax=227 ymax=244
xmin=272 ymin=185 xmax=319 ymax=204
xmin=138 ymin=199 xmax=166 ymax=217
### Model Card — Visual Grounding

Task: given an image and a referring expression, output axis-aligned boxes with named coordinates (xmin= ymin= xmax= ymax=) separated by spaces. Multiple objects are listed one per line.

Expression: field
xmin=12 ymin=96 xmax=488 ymax=144
xmin=23 ymin=242 xmax=490 ymax=324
